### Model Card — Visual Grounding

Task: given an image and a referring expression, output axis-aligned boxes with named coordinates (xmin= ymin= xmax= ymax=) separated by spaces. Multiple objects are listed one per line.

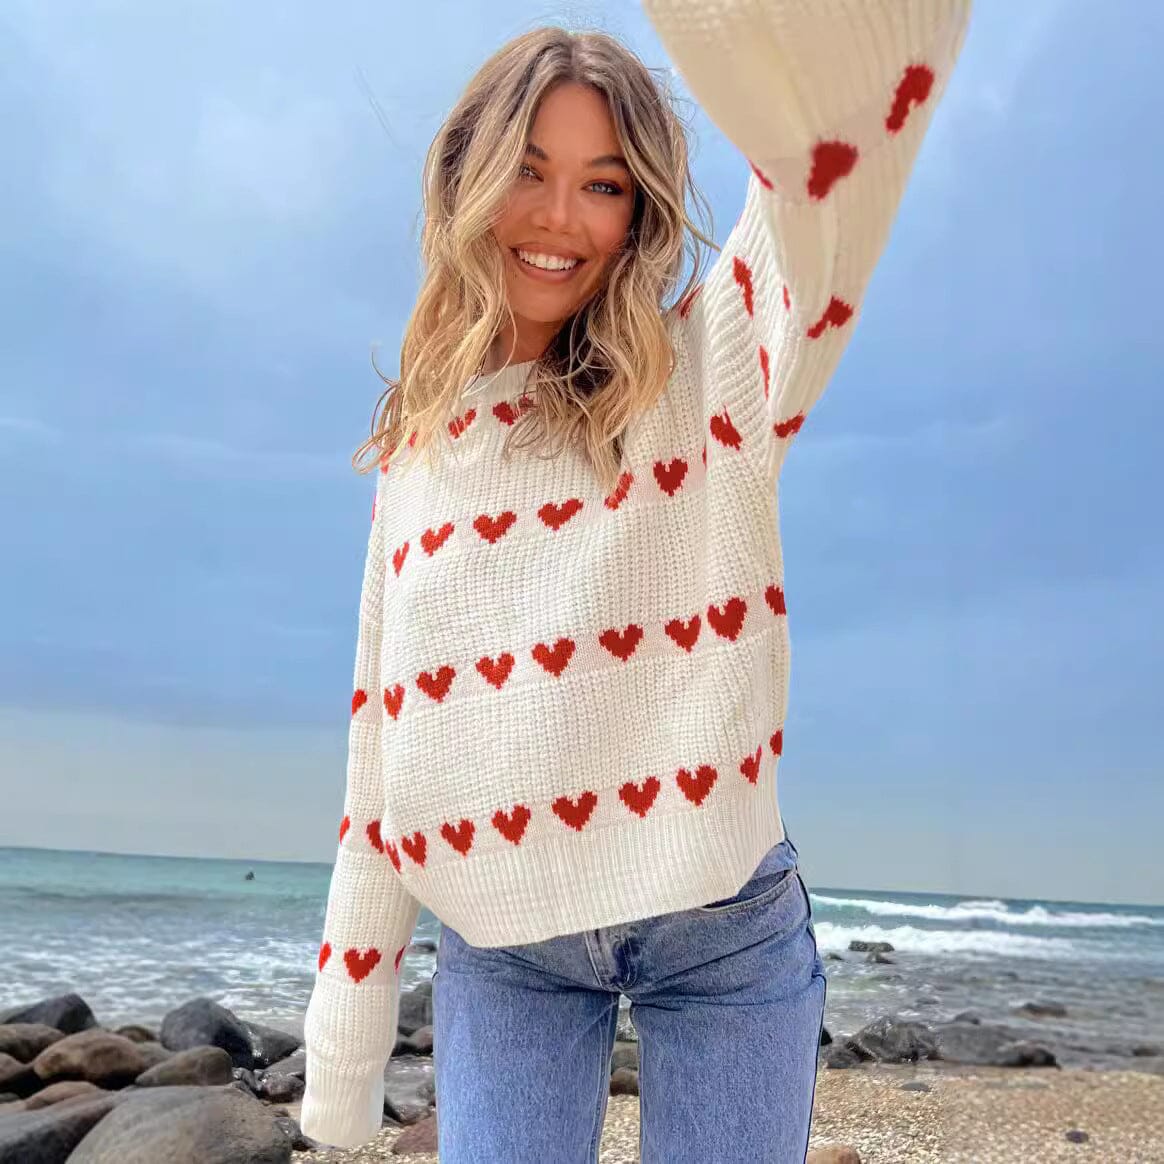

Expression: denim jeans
xmin=431 ymin=833 xmax=826 ymax=1163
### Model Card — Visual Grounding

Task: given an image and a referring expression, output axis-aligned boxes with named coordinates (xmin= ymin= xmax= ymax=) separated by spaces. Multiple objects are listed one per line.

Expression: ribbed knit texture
xmin=300 ymin=0 xmax=972 ymax=1147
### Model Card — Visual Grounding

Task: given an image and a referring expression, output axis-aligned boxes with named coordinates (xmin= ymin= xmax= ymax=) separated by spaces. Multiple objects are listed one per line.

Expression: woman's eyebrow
xmin=525 ymin=141 xmax=630 ymax=171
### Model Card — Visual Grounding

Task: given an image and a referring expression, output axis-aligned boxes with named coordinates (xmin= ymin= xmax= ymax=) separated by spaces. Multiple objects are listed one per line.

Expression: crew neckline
xmin=463 ymin=358 xmax=538 ymax=400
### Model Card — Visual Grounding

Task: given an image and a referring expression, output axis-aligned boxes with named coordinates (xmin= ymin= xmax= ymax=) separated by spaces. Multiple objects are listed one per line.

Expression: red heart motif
xmin=676 ymin=765 xmax=718 ymax=806
xmin=807 ymin=296 xmax=853 ymax=340
xmin=384 ymin=840 xmax=401 ymax=872
xmin=740 ymin=745 xmax=762 ymax=785
xmin=774 ymin=414 xmax=805 ymax=439
xmin=664 ymin=614 xmax=701 ymax=652
xmin=653 ymin=458 xmax=688 ymax=497
xmin=539 ymin=498 xmax=583 ymax=531
xmin=421 ymin=523 xmax=454 ymax=555
xmin=707 ymin=597 xmax=747 ymax=641
xmin=619 ymin=776 xmax=660 ymax=818
xmin=765 ymin=585 xmax=787 ymax=616
xmin=440 ymin=819 xmax=475 ymax=855
xmin=709 ymin=410 xmax=742 ymax=450
xmin=351 ymin=689 xmax=368 ymax=717
xmin=318 ymin=942 xmax=331 ymax=972
xmin=749 ymin=160 xmax=774 ymax=190
xmin=400 ymin=832 xmax=427 ymax=867
xmin=599 ymin=624 xmax=644 ymax=662
xmin=532 ymin=638 xmax=575 ymax=677
xmin=473 ymin=511 xmax=517 ymax=544
xmin=759 ymin=346 xmax=771 ymax=400
xmin=344 ymin=947 xmax=382 ymax=984
xmin=384 ymin=684 xmax=405 ymax=719
xmin=493 ymin=400 xmax=519 ymax=426
xmin=366 ymin=820 xmax=384 ymax=853
xmin=603 ymin=471 xmax=634 ymax=510
xmin=492 ymin=804 xmax=531 ymax=845
xmin=677 ymin=284 xmax=703 ymax=319
xmin=783 ymin=284 xmax=791 ymax=311
xmin=394 ymin=946 xmax=406 ymax=973
xmin=417 ymin=666 xmax=456 ymax=702
xmin=392 ymin=542 xmax=409 ymax=576
xmin=448 ymin=408 xmax=476 ymax=438
xmin=338 ymin=815 xmax=350 ymax=844
xmin=476 ymin=653 xmax=515 ymax=690
xmin=807 ymin=140 xmax=859 ymax=200
xmin=552 ymin=791 xmax=598 ymax=832
xmin=770 ymin=730 xmax=784 ymax=756
xmin=886 ymin=63 xmax=934 ymax=133
xmin=733 ymin=256 xmax=755 ymax=317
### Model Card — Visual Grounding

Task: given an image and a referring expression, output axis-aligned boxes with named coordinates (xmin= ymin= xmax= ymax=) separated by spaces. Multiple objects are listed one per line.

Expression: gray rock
xmin=111 ymin=1026 xmax=156 ymax=1044
xmin=32 ymin=1031 xmax=148 ymax=1090
xmin=160 ymin=1000 xmax=255 ymax=1070
xmin=19 ymin=1081 xmax=105 ymax=1111
xmin=400 ymin=1024 xmax=434 ymax=1056
xmin=1013 ymin=1000 xmax=1068 ymax=1018
xmin=995 ymin=1041 xmax=1058 ymax=1068
xmin=900 ymin=1081 xmax=931 ymax=1092
xmin=609 ymin=1067 xmax=639 ymax=1096
xmin=231 ymin=1067 xmax=261 ymax=1095
xmin=866 ymin=952 xmax=894 ymax=964
xmin=0 ymin=1025 xmax=66 ymax=1064
xmin=1065 ymin=1129 xmax=1089 ymax=1144
xmin=610 ymin=1041 xmax=639 ymax=1073
xmin=824 ymin=953 xmax=844 ymax=961
xmin=396 ymin=989 xmax=433 ymax=1038
xmin=848 ymin=941 xmax=893 ymax=954
xmin=242 ymin=1022 xmax=300 ymax=1071
xmin=934 ymin=1020 xmax=1058 ymax=1067
xmin=260 ymin=1050 xmax=305 ymax=1080
xmin=383 ymin=1056 xmax=434 ymax=1125
xmin=136 ymin=1047 xmax=233 ymax=1088
xmin=67 ymin=1084 xmax=292 ymax=1163
xmin=0 ymin=995 xmax=97 ymax=1037
xmin=257 ymin=1074 xmax=304 ymax=1104
xmin=0 ymin=1091 xmax=124 ymax=1164
xmin=391 ymin=1112 xmax=438 ymax=1154
xmin=846 ymin=1017 xmax=939 ymax=1064
xmin=952 ymin=1011 xmax=982 ymax=1025
xmin=133 ymin=1042 xmax=171 ymax=1071
xmin=0 ymin=1053 xmax=39 ymax=1099
xmin=820 ymin=1027 xmax=832 ymax=1045
xmin=821 ymin=1043 xmax=866 ymax=1070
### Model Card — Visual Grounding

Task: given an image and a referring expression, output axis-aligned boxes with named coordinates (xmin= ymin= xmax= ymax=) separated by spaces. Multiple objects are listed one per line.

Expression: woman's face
xmin=490 ymin=81 xmax=636 ymax=359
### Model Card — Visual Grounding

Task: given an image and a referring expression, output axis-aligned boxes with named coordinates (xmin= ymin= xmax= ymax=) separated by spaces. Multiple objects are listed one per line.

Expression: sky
xmin=1 ymin=1 xmax=1161 ymax=906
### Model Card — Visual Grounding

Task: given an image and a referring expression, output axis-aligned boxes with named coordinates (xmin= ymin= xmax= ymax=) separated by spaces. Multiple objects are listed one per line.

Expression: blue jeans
xmin=431 ymin=834 xmax=826 ymax=1163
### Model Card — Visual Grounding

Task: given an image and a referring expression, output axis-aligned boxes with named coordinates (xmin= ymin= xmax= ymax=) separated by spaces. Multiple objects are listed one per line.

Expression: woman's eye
xmin=590 ymin=180 xmax=623 ymax=196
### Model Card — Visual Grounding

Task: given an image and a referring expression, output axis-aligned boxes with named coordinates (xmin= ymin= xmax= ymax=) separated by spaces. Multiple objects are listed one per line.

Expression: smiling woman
xmin=304 ymin=4 xmax=973 ymax=1159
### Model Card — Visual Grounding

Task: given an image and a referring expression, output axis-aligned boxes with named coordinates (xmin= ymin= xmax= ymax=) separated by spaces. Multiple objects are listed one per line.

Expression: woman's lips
xmin=510 ymin=248 xmax=587 ymax=284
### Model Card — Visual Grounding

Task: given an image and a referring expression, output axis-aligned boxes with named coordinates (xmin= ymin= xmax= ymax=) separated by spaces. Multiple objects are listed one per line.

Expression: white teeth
xmin=516 ymin=250 xmax=580 ymax=271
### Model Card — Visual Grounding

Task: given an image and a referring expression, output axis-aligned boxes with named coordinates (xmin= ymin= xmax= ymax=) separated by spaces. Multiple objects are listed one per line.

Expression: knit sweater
xmin=300 ymin=0 xmax=972 ymax=1147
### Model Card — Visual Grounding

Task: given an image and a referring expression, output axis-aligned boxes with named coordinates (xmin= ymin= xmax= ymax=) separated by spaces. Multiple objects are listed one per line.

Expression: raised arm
xmin=645 ymin=0 xmax=973 ymax=482
xmin=299 ymin=476 xmax=422 ymax=1149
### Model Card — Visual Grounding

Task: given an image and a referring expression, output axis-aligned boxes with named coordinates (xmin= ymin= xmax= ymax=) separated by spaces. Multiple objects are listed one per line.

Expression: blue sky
xmin=1 ymin=1 xmax=1160 ymax=906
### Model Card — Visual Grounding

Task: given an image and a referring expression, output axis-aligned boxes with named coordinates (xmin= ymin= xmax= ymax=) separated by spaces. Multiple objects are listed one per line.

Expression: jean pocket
xmin=696 ymin=863 xmax=799 ymax=915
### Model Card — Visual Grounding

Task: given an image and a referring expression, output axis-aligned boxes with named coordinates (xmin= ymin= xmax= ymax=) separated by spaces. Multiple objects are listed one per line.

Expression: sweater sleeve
xmin=299 ymin=476 xmax=423 ymax=1150
xmin=644 ymin=0 xmax=973 ymax=482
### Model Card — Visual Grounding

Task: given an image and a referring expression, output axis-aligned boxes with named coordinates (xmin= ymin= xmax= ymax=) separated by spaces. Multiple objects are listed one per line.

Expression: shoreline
xmin=290 ymin=1062 xmax=1164 ymax=1163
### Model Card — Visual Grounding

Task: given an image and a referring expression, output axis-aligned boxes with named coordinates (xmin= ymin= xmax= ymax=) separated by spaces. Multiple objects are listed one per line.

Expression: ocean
xmin=3 ymin=846 xmax=1162 ymax=1071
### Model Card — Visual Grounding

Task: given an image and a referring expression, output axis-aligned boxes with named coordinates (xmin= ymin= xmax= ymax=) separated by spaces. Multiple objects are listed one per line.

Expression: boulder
xmin=610 ymin=1041 xmax=639 ymax=1073
xmin=242 ymin=1023 xmax=299 ymax=1071
xmin=160 ymin=1000 xmax=254 ymax=1070
xmin=135 ymin=1047 xmax=234 ymax=1088
xmin=846 ymin=1017 xmax=939 ymax=1064
xmin=0 ymin=995 xmax=97 ymax=1036
xmin=609 ymin=1067 xmax=639 ymax=1096
xmin=0 ymin=1092 xmax=124 ymax=1163
xmin=261 ymin=1050 xmax=305 ymax=1080
xmin=0 ymin=1052 xmax=40 ymax=1099
xmin=111 ymin=1026 xmax=156 ymax=1045
xmin=19 ymin=1081 xmax=104 ymax=1112
xmin=32 ymin=1031 xmax=148 ymax=1089
xmin=133 ymin=1043 xmax=171 ymax=1072
xmin=1013 ymin=1000 xmax=1068 ymax=1019
xmin=383 ymin=1057 xmax=434 ymax=1126
xmin=391 ymin=1112 xmax=437 ymax=1154
xmin=257 ymin=1074 xmax=304 ymax=1104
xmin=396 ymin=988 xmax=433 ymax=1038
xmin=67 ymin=1084 xmax=292 ymax=1163
xmin=399 ymin=1025 xmax=433 ymax=1056
xmin=0 ymin=1025 xmax=66 ymax=1063
xmin=847 ymin=941 xmax=893 ymax=954
xmin=934 ymin=1021 xmax=1058 ymax=1067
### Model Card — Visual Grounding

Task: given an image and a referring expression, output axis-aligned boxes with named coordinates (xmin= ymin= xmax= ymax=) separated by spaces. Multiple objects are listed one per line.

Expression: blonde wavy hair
xmin=353 ymin=25 xmax=717 ymax=496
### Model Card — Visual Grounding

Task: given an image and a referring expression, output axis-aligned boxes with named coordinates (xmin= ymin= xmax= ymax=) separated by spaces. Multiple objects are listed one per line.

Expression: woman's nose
xmin=529 ymin=181 xmax=574 ymax=233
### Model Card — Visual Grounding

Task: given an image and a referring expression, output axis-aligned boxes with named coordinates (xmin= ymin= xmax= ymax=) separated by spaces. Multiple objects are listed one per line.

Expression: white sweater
xmin=300 ymin=0 xmax=973 ymax=1147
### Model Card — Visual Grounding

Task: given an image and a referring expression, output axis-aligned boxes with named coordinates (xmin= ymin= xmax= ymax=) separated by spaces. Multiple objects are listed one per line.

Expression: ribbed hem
xmin=299 ymin=1058 xmax=385 ymax=1150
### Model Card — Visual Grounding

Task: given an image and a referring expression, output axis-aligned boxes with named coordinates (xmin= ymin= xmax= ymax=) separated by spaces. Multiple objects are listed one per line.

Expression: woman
xmin=300 ymin=2 xmax=972 ymax=1160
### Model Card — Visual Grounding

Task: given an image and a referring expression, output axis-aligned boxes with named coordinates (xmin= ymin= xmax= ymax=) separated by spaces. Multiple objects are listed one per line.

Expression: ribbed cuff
xmin=298 ymin=1057 xmax=385 ymax=1149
